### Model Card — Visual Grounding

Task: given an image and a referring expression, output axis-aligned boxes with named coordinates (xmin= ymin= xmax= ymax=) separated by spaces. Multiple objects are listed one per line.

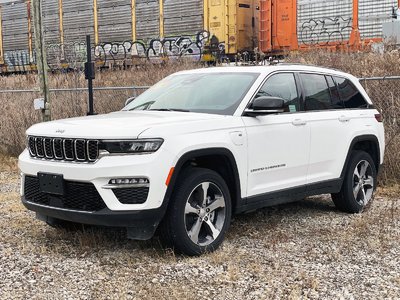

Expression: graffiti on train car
xmin=94 ymin=30 xmax=218 ymax=66
xmin=3 ymin=50 xmax=32 ymax=71
xmin=2 ymin=30 xmax=223 ymax=71
xmin=300 ymin=16 xmax=353 ymax=46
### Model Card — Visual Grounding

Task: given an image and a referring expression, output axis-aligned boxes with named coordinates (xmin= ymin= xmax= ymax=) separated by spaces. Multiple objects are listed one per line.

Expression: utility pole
xmin=31 ymin=0 xmax=51 ymax=121
xmin=85 ymin=35 xmax=95 ymax=115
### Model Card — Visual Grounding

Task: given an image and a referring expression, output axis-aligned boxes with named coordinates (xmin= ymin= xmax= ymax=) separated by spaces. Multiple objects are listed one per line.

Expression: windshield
xmin=123 ymin=72 xmax=260 ymax=115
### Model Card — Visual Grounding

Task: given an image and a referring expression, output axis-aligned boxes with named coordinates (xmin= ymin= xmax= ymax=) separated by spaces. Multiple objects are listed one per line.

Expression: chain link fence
xmin=360 ymin=77 xmax=400 ymax=184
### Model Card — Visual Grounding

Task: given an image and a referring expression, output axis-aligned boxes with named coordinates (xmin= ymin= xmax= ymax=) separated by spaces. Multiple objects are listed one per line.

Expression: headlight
xmin=100 ymin=139 xmax=164 ymax=154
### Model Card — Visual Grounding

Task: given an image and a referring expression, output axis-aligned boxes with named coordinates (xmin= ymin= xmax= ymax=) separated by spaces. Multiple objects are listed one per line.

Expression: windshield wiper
xmin=148 ymin=108 xmax=190 ymax=112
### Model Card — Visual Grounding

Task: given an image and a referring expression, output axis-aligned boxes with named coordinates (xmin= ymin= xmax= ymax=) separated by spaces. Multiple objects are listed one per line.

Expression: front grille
xmin=112 ymin=187 xmax=149 ymax=204
xmin=24 ymin=176 xmax=107 ymax=211
xmin=28 ymin=136 xmax=99 ymax=162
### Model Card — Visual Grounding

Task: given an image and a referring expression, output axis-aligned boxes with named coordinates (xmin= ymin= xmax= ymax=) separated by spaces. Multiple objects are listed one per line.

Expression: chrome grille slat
xmin=35 ymin=137 xmax=45 ymax=158
xmin=75 ymin=139 xmax=86 ymax=161
xmin=28 ymin=136 xmax=36 ymax=156
xmin=63 ymin=139 xmax=74 ymax=161
xmin=44 ymin=138 xmax=54 ymax=158
xmin=28 ymin=136 xmax=99 ymax=163
xmin=53 ymin=138 xmax=64 ymax=159
xmin=87 ymin=140 xmax=99 ymax=162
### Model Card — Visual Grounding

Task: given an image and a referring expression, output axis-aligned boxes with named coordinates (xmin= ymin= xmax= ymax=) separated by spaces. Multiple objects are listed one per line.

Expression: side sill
xmin=235 ymin=178 xmax=342 ymax=214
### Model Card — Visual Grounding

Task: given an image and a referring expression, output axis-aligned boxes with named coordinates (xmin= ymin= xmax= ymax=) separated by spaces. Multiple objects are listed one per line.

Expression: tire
xmin=332 ymin=150 xmax=377 ymax=213
xmin=159 ymin=168 xmax=232 ymax=256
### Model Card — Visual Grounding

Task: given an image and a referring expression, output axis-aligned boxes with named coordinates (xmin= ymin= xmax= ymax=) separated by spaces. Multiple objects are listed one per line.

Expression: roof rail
xmin=273 ymin=62 xmax=343 ymax=72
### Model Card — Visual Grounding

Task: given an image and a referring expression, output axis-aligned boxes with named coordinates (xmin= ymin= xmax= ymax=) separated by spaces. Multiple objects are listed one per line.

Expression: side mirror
xmin=125 ymin=97 xmax=136 ymax=107
xmin=244 ymin=96 xmax=285 ymax=116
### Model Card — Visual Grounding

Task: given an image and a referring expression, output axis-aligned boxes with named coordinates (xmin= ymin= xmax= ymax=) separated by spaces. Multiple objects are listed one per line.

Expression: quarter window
xmin=255 ymin=73 xmax=300 ymax=112
xmin=334 ymin=77 xmax=367 ymax=108
xmin=301 ymin=73 xmax=332 ymax=111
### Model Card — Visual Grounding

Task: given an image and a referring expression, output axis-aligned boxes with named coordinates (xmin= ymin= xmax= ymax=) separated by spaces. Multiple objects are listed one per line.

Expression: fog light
xmin=109 ymin=178 xmax=149 ymax=185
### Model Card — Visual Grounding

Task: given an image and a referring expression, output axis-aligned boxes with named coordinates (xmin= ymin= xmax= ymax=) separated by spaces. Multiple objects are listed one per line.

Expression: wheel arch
xmin=340 ymin=134 xmax=381 ymax=179
xmin=161 ymin=148 xmax=242 ymax=216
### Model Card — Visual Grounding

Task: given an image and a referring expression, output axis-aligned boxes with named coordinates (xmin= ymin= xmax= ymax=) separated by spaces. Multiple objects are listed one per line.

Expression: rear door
xmin=299 ymin=73 xmax=353 ymax=184
xmin=242 ymin=72 xmax=310 ymax=199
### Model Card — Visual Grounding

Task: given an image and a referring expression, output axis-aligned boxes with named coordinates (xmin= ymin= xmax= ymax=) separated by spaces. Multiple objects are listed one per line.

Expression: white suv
xmin=19 ymin=65 xmax=385 ymax=255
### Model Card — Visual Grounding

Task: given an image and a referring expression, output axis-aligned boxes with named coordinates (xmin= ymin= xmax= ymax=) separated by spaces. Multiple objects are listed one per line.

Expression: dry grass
xmin=1 ymin=52 xmax=400 ymax=183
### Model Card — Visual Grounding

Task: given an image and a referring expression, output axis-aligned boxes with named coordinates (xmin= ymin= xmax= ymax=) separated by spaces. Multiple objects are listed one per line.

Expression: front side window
xmin=334 ymin=77 xmax=367 ymax=109
xmin=301 ymin=73 xmax=332 ymax=111
xmin=123 ymin=72 xmax=260 ymax=115
xmin=255 ymin=73 xmax=300 ymax=112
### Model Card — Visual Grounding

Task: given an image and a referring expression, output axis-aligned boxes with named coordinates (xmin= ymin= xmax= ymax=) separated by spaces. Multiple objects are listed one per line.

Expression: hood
xmin=26 ymin=111 xmax=223 ymax=139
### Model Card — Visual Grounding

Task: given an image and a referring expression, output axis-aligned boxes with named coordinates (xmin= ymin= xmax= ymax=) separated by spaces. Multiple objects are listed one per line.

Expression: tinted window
xmin=255 ymin=73 xmax=300 ymax=112
xmin=301 ymin=73 xmax=332 ymax=111
xmin=334 ymin=77 xmax=367 ymax=108
xmin=326 ymin=76 xmax=343 ymax=109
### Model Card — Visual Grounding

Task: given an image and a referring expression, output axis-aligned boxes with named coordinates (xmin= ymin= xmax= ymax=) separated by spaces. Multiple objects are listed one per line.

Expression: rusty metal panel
xmin=359 ymin=0 xmax=397 ymax=39
xmin=163 ymin=0 xmax=203 ymax=36
xmin=136 ymin=0 xmax=159 ymax=40
xmin=97 ymin=0 xmax=132 ymax=42
xmin=42 ymin=0 xmax=60 ymax=45
xmin=62 ymin=0 xmax=94 ymax=43
xmin=297 ymin=0 xmax=352 ymax=46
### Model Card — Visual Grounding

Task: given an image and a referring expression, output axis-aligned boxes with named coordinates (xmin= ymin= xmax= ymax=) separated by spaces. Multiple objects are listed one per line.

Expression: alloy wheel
xmin=184 ymin=182 xmax=226 ymax=247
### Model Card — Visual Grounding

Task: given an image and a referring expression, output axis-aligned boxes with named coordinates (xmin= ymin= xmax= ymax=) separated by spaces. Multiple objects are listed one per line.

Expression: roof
xmin=175 ymin=64 xmax=353 ymax=79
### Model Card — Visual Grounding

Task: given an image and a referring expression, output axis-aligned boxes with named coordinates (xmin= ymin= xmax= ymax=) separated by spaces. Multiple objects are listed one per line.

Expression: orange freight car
xmin=259 ymin=0 xmax=400 ymax=54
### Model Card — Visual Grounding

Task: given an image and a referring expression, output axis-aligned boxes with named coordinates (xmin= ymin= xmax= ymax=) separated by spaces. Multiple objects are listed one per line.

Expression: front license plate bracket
xmin=38 ymin=172 xmax=65 ymax=195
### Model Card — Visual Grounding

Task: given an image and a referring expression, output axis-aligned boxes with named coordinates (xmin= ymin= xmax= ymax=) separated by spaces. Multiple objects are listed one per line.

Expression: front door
xmin=242 ymin=72 xmax=310 ymax=200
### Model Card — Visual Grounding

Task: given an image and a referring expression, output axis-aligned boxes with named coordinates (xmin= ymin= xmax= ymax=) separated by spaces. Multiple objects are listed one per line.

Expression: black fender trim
xmin=161 ymin=147 xmax=243 ymax=214
xmin=340 ymin=134 xmax=381 ymax=179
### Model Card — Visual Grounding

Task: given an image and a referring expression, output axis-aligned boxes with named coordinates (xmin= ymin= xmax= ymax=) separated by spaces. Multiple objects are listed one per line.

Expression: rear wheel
xmin=160 ymin=168 xmax=232 ymax=256
xmin=332 ymin=150 xmax=376 ymax=213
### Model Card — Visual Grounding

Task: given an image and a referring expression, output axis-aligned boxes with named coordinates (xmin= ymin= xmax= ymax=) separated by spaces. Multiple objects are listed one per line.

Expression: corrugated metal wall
xmin=136 ymin=0 xmax=160 ymax=40
xmin=164 ymin=0 xmax=203 ymax=36
xmin=62 ymin=0 xmax=94 ymax=43
xmin=2 ymin=1 xmax=30 ymax=65
xmin=297 ymin=0 xmax=353 ymax=45
xmin=42 ymin=0 xmax=60 ymax=45
xmin=359 ymin=0 xmax=397 ymax=39
xmin=98 ymin=0 xmax=132 ymax=42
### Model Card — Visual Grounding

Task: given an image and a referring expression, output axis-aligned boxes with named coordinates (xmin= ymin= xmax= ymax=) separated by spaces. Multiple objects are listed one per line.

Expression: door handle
xmin=292 ymin=119 xmax=306 ymax=126
xmin=338 ymin=115 xmax=350 ymax=123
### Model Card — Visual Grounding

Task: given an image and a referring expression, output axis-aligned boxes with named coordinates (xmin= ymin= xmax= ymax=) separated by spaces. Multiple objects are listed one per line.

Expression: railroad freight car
xmin=0 ymin=0 xmax=259 ymax=72
xmin=1 ymin=0 xmax=400 ymax=73
xmin=260 ymin=0 xmax=400 ymax=54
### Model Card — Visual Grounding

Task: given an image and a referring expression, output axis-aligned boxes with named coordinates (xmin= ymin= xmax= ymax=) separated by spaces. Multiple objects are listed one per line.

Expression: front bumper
xmin=18 ymin=148 xmax=175 ymax=211
xmin=22 ymin=196 xmax=166 ymax=239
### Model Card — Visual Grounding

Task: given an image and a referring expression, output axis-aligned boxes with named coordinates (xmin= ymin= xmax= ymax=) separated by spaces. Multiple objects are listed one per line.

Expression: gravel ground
xmin=0 ymin=162 xmax=399 ymax=299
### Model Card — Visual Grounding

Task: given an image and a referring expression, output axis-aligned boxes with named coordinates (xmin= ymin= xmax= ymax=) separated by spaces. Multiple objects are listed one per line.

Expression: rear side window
xmin=301 ymin=73 xmax=332 ymax=111
xmin=326 ymin=76 xmax=343 ymax=109
xmin=255 ymin=73 xmax=300 ymax=112
xmin=334 ymin=77 xmax=367 ymax=108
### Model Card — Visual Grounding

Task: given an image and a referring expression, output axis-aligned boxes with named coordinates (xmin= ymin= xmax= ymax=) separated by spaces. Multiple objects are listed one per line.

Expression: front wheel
xmin=332 ymin=150 xmax=377 ymax=213
xmin=159 ymin=168 xmax=232 ymax=256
